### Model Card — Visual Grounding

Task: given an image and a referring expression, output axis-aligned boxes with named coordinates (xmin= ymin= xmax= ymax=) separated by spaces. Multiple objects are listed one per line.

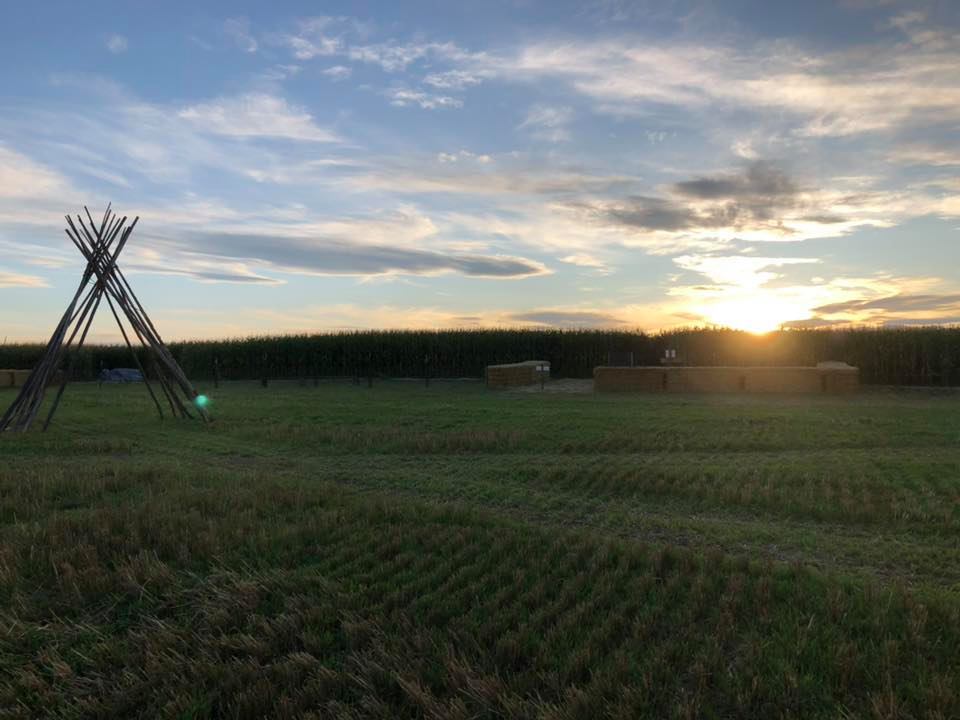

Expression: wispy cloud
xmin=178 ymin=93 xmax=339 ymax=142
xmin=423 ymin=69 xmax=487 ymax=90
xmin=105 ymin=34 xmax=128 ymax=54
xmin=385 ymin=88 xmax=463 ymax=110
xmin=518 ymin=105 xmax=573 ymax=142
xmin=0 ymin=146 xmax=73 ymax=199
xmin=0 ymin=270 xmax=48 ymax=288
xmin=560 ymin=253 xmax=609 ymax=272
xmin=321 ymin=65 xmax=352 ymax=80
xmin=224 ymin=17 xmax=257 ymax=53
xmin=506 ymin=309 xmax=626 ymax=327
xmin=454 ymin=26 xmax=960 ymax=137
xmin=349 ymin=41 xmax=467 ymax=72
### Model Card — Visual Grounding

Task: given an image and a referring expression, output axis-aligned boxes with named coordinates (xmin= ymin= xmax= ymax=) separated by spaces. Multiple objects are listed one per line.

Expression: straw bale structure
xmin=594 ymin=364 xmax=859 ymax=394
xmin=486 ymin=360 xmax=550 ymax=388
xmin=1 ymin=370 xmax=60 ymax=389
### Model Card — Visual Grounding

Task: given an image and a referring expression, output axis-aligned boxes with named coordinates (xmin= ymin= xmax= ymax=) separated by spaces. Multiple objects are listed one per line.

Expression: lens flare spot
xmin=195 ymin=394 xmax=210 ymax=409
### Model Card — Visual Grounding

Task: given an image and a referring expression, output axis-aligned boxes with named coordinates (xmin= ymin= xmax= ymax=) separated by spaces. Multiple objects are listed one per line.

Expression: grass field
xmin=2 ymin=380 xmax=959 ymax=718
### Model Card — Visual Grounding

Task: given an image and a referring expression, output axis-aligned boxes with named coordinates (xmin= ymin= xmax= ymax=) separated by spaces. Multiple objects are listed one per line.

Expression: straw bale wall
xmin=486 ymin=360 xmax=550 ymax=389
xmin=594 ymin=365 xmax=859 ymax=394
xmin=1 ymin=369 xmax=62 ymax=389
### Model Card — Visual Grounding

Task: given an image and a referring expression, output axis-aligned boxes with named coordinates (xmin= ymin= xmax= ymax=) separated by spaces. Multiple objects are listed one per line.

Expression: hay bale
xmin=820 ymin=364 xmax=859 ymax=393
xmin=593 ymin=366 xmax=666 ymax=392
xmin=669 ymin=367 xmax=742 ymax=393
xmin=743 ymin=367 xmax=820 ymax=393
xmin=486 ymin=360 xmax=549 ymax=388
xmin=594 ymin=365 xmax=859 ymax=394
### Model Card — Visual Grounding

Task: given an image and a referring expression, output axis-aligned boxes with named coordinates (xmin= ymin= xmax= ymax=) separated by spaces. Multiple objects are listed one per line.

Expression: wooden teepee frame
xmin=0 ymin=205 xmax=210 ymax=432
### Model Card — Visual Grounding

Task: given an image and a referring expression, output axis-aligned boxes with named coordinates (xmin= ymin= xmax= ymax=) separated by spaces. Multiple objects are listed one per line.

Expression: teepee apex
xmin=0 ymin=206 xmax=210 ymax=432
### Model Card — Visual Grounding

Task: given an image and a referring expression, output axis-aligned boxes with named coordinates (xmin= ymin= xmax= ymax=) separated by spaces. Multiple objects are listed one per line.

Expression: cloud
xmin=105 ymin=34 xmax=128 ymax=54
xmin=577 ymin=161 xmax=892 ymax=244
xmin=560 ymin=253 xmax=608 ymax=270
xmin=664 ymin=262 xmax=883 ymax=332
xmin=0 ymin=146 xmax=72 ymax=200
xmin=674 ymin=254 xmax=820 ymax=288
xmin=814 ymin=293 xmax=960 ymax=315
xmin=889 ymin=143 xmax=960 ymax=167
xmin=341 ymin=154 xmax=633 ymax=197
xmin=348 ymin=41 xmax=467 ymax=72
xmin=599 ymin=196 xmax=707 ymax=232
xmin=385 ymin=88 xmax=463 ymax=110
xmin=673 ymin=162 xmax=798 ymax=203
xmin=280 ymin=17 xmax=341 ymax=59
xmin=128 ymin=265 xmax=282 ymax=285
xmin=518 ymin=105 xmax=572 ymax=142
xmin=177 ymin=93 xmax=339 ymax=142
xmin=437 ymin=150 xmax=491 ymax=164
xmin=0 ymin=270 xmax=47 ymax=288
xmin=423 ymin=69 xmax=487 ymax=90
xmin=224 ymin=17 xmax=257 ymax=53
xmin=791 ymin=289 xmax=960 ymax=328
xmin=170 ymin=232 xmax=548 ymax=279
xmin=321 ymin=65 xmax=352 ymax=80
xmin=506 ymin=310 xmax=626 ymax=327
xmin=456 ymin=28 xmax=960 ymax=137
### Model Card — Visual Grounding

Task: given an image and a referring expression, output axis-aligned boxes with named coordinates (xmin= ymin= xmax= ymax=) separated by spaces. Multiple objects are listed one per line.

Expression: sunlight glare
xmin=700 ymin=297 xmax=809 ymax=334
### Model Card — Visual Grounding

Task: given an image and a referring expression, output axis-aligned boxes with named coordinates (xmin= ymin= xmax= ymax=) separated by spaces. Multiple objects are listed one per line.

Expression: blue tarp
xmin=98 ymin=368 xmax=144 ymax=383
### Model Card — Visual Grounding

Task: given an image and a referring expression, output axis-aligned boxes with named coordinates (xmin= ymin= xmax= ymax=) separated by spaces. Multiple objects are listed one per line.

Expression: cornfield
xmin=3 ymin=326 xmax=960 ymax=385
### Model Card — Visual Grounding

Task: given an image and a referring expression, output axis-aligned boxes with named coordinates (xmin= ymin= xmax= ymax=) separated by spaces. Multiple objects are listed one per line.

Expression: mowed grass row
xmin=2 ymin=466 xmax=958 ymax=719
xmin=2 ymin=382 xmax=960 ymax=717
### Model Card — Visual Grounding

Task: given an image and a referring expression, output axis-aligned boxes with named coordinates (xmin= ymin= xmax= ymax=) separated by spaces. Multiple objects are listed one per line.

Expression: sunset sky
xmin=1 ymin=0 xmax=959 ymax=341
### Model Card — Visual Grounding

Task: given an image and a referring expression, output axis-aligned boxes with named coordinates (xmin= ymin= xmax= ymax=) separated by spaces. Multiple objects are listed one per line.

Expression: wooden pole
xmin=2 ymin=205 xmax=211 ymax=432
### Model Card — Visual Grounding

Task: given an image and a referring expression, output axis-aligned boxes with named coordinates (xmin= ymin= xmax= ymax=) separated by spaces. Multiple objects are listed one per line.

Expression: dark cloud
xmin=176 ymin=233 xmax=547 ymax=278
xmin=592 ymin=161 xmax=828 ymax=234
xmin=673 ymin=162 xmax=797 ymax=200
xmin=599 ymin=196 xmax=738 ymax=232
xmin=507 ymin=310 xmax=625 ymax=326
xmin=798 ymin=214 xmax=847 ymax=224
xmin=814 ymin=293 xmax=960 ymax=315
xmin=605 ymin=196 xmax=698 ymax=231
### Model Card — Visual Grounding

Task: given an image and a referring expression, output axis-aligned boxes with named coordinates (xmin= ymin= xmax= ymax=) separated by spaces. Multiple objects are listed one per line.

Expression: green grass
xmin=2 ymin=381 xmax=959 ymax=718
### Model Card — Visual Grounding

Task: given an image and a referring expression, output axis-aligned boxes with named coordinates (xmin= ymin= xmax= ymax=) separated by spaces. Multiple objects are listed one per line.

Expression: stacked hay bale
xmin=592 ymin=367 xmax=666 ymax=392
xmin=486 ymin=360 xmax=550 ymax=388
xmin=0 ymin=370 xmax=33 ymax=389
xmin=1 ymin=370 xmax=63 ymax=389
xmin=594 ymin=363 xmax=859 ymax=394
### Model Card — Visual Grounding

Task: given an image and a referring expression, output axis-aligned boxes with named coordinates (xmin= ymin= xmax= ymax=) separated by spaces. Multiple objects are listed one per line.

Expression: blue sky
xmin=2 ymin=0 xmax=959 ymax=340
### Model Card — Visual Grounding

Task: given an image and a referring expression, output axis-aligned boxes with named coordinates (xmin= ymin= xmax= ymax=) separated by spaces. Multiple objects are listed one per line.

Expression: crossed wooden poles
xmin=0 ymin=206 xmax=210 ymax=432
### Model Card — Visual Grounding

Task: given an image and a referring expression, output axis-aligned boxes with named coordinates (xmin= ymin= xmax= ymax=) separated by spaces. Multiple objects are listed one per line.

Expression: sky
xmin=1 ymin=0 xmax=959 ymax=341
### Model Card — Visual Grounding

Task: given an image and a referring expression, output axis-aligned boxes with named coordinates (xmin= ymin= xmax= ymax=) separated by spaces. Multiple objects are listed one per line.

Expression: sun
xmin=700 ymin=297 xmax=809 ymax=334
